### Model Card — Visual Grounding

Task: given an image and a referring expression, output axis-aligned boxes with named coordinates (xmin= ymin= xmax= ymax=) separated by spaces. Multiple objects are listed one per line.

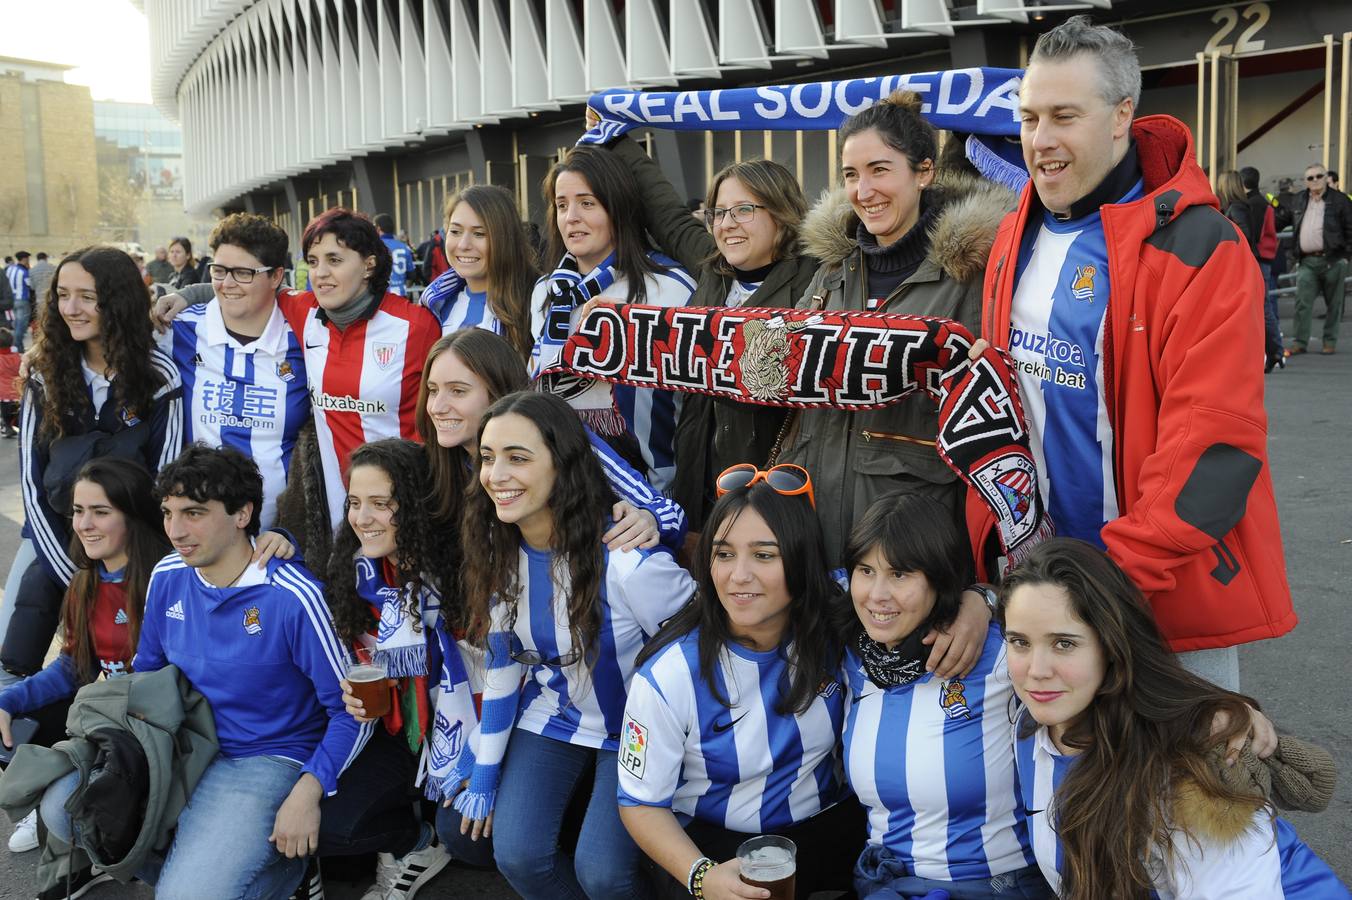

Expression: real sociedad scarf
xmin=531 ymin=252 xmax=628 ymax=435
xmin=542 ymin=305 xmax=1053 ymax=567
xmin=422 ymin=627 xmax=480 ymax=801
xmin=357 ymin=556 xmax=435 ymax=679
xmin=578 ymin=68 xmax=1030 ymax=192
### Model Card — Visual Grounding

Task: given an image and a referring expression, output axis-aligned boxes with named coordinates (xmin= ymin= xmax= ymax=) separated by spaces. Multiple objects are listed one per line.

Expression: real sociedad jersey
xmin=528 ymin=255 xmax=696 ymax=492
xmin=421 ymin=271 xmax=503 ymax=337
xmin=618 ymin=629 xmax=846 ymax=834
xmin=485 ymin=542 xmax=695 ymax=752
xmin=167 ymin=301 xmax=310 ymax=531
xmin=275 ymin=290 xmax=442 ymax=526
xmin=1009 ymin=183 xmax=1143 ymax=547
xmin=134 ymin=553 xmax=369 ymax=795
xmin=843 ymin=623 xmax=1035 ymax=882
xmin=1014 ymin=719 xmax=1349 ymax=898
xmin=382 ymin=235 xmax=417 ymax=297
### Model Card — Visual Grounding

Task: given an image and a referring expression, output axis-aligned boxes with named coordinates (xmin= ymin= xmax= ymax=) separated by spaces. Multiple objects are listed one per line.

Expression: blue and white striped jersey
xmin=1014 ymin=717 xmax=1350 ymax=898
xmin=528 ymin=253 xmax=696 ymax=492
xmin=1009 ymin=183 xmax=1143 ymax=546
xmin=586 ymin=428 xmax=688 ymax=548
xmin=421 ymin=271 xmax=504 ymax=337
xmin=618 ymin=629 xmax=846 ymax=833
xmin=167 ymin=301 xmax=310 ymax=531
xmin=135 ymin=552 xmax=369 ymax=796
xmin=842 ymin=623 xmax=1035 ymax=882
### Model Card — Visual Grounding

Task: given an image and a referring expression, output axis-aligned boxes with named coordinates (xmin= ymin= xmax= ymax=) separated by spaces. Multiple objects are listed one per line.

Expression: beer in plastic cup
xmin=347 ymin=661 xmax=391 ymax=718
xmin=737 ymin=835 xmax=796 ymax=900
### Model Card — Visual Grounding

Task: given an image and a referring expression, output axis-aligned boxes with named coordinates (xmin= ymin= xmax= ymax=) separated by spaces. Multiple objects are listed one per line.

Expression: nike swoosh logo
xmin=709 ymin=713 xmax=746 ymax=735
xmin=304 ymin=343 xmax=324 ymax=349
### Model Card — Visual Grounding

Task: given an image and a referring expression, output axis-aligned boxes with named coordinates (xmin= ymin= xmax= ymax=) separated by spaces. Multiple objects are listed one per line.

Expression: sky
xmin=0 ymin=0 xmax=152 ymax=103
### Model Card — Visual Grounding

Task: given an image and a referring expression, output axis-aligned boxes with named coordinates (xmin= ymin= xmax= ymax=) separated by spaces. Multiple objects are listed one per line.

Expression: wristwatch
xmin=969 ymin=584 xmax=999 ymax=617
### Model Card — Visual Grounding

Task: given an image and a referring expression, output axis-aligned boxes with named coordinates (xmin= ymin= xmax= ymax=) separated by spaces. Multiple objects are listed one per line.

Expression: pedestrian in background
xmin=1289 ymin=163 xmax=1352 ymax=355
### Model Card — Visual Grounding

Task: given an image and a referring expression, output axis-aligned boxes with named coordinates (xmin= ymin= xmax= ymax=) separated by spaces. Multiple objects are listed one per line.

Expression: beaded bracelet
xmin=688 ymin=856 xmax=715 ymax=898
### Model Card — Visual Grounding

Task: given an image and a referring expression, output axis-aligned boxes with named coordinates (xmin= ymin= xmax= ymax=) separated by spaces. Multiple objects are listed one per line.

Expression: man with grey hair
xmin=1288 ymin=161 xmax=1352 ymax=355
xmin=970 ymin=16 xmax=1293 ymax=689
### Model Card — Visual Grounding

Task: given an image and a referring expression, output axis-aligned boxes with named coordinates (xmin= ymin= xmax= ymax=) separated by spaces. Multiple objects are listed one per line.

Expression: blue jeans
xmin=45 ymin=755 xmax=308 ymax=899
xmin=856 ymin=844 xmax=1053 ymax=899
xmin=492 ymin=728 xmax=650 ymax=900
xmin=435 ymin=800 xmax=497 ymax=868
xmin=0 ymin=538 xmax=37 ymax=688
xmin=12 ymin=300 xmax=29 ymax=352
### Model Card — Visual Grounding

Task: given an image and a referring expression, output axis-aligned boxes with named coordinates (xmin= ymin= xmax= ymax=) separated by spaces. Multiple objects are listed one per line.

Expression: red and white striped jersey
xmin=277 ymin=289 xmax=441 ymax=525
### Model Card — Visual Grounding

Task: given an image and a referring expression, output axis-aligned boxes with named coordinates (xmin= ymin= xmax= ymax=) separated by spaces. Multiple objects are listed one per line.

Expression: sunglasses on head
xmin=715 ymin=463 xmax=815 ymax=508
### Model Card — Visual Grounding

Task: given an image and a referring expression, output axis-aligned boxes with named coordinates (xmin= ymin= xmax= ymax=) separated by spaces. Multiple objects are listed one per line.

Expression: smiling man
xmin=974 ymin=16 xmax=1294 ymax=689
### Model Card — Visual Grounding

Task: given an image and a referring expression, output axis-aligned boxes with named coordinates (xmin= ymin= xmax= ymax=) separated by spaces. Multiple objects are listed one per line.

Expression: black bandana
xmin=855 ymin=627 xmax=930 ymax=689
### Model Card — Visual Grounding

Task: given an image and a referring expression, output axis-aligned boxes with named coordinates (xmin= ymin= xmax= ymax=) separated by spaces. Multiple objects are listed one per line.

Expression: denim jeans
xmin=318 ymin=726 xmax=421 ymax=858
xmin=434 ymin=799 xmax=497 ymax=868
xmin=855 ymin=844 xmax=1053 ymax=899
xmin=12 ymin=300 xmax=29 ymax=353
xmin=0 ymin=538 xmax=37 ymax=688
xmin=492 ymin=727 xmax=651 ymax=900
xmin=44 ymin=755 xmax=308 ymax=899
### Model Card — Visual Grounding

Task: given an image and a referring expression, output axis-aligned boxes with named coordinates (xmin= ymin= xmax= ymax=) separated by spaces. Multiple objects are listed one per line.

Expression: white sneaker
xmin=8 ymin=810 xmax=38 ymax=853
xmin=360 ymin=841 xmax=452 ymax=900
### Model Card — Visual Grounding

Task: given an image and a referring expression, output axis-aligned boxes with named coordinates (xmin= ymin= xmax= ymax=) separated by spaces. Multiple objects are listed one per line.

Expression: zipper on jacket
xmin=860 ymin=430 xmax=936 ymax=448
xmin=985 ymin=256 xmax=1005 ymax=338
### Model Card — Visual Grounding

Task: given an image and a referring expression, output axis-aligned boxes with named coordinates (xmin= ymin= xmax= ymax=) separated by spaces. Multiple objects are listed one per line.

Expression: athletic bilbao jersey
xmin=618 ymin=629 xmax=846 ymax=833
xmin=494 ymin=542 xmax=694 ymax=750
xmin=1009 ymin=183 xmax=1142 ymax=547
xmin=381 ymin=235 xmax=417 ymax=297
xmin=276 ymin=290 xmax=441 ymax=526
xmin=168 ymin=301 xmax=310 ymax=531
xmin=843 ymin=624 xmax=1034 ymax=881
xmin=135 ymin=553 xmax=368 ymax=795
xmin=1015 ymin=718 xmax=1349 ymax=898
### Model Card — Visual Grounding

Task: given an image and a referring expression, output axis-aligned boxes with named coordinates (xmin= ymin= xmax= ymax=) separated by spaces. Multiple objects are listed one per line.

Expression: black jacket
xmin=1291 ymin=187 xmax=1352 ymax=260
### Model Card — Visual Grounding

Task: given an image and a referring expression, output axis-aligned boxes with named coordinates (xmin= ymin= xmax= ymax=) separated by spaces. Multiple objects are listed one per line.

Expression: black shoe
xmin=34 ymin=866 xmax=114 ymax=900
xmin=288 ymin=856 xmax=325 ymax=900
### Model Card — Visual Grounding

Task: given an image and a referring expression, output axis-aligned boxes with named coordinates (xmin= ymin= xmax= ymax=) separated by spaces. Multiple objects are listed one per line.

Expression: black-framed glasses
xmin=703 ymin=203 xmax=766 ymax=229
xmin=511 ymin=647 xmax=584 ymax=667
xmin=208 ymin=263 xmax=277 ymax=284
xmin=1307 ymin=174 xmax=1327 ymax=182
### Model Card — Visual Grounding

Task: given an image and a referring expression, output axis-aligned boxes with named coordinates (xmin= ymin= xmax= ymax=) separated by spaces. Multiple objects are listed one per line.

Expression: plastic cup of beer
xmin=737 ymin=834 xmax=796 ymax=900
xmin=347 ymin=660 xmax=391 ymax=718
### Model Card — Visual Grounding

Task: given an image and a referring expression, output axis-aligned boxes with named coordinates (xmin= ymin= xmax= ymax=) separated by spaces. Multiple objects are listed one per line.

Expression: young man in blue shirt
xmin=374 ymin=213 xmax=416 ymax=297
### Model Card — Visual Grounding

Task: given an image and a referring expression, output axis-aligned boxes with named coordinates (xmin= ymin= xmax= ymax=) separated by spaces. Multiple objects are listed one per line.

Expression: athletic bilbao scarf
xmin=578 ymin=69 xmax=1028 ymax=191
xmin=542 ymin=305 xmax=1053 ymax=567
xmin=531 ymin=252 xmax=627 ymax=435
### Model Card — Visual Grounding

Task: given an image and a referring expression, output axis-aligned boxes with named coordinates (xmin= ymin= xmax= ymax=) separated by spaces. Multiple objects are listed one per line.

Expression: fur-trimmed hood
xmin=800 ymin=173 xmax=1016 ymax=284
xmin=1170 ymin=776 xmax=1266 ymax=845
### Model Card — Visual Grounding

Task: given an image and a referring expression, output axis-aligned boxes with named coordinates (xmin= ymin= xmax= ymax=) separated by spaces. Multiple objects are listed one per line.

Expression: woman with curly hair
xmin=321 ymin=437 xmax=487 ymax=896
xmin=419 ymin=185 xmax=538 ymax=359
xmin=417 ymin=328 xmax=686 ymax=554
xmin=1 ymin=247 xmax=182 ymax=688
xmin=1001 ymin=539 xmax=1347 ymax=899
xmin=451 ymin=391 xmax=695 ymax=900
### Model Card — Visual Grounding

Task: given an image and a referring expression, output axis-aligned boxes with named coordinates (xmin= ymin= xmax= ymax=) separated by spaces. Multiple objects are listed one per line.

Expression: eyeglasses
xmin=715 ymin=463 xmax=815 ymax=508
xmin=208 ymin=263 xmax=277 ymax=284
xmin=1307 ymin=174 xmax=1327 ymax=182
xmin=511 ymin=647 xmax=584 ymax=668
xmin=703 ymin=203 xmax=766 ymax=229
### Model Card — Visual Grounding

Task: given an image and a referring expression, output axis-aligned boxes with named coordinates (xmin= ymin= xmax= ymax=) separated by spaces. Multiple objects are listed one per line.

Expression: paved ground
xmin=0 ymin=307 xmax=1347 ymax=898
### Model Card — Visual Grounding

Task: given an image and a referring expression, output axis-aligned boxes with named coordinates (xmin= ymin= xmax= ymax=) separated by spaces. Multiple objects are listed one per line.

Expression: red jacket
xmin=975 ymin=115 xmax=1296 ymax=652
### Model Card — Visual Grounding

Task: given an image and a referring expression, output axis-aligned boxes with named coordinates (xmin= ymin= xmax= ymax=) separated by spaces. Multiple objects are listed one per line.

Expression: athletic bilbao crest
xmin=371 ymin=342 xmax=398 ymax=371
xmin=971 ymin=453 xmax=1040 ymax=547
xmin=546 ymin=305 xmax=1053 ymax=568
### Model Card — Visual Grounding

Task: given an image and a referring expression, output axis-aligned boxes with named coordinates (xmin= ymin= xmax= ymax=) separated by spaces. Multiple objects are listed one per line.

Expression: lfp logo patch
xmin=619 ymin=716 xmax=647 ymax=779
xmin=243 ymin=606 xmax=263 ymax=636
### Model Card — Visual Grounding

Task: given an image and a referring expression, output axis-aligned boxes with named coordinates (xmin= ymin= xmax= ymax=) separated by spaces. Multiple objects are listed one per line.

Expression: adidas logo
xmin=166 ymin=600 xmax=185 ymax=621
xmin=114 ymin=608 xmax=128 ymax=625
xmin=191 ymin=352 xmax=204 ymax=367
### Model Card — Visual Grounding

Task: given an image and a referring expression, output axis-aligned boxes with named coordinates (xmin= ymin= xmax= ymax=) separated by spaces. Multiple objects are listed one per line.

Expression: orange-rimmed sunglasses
xmin=715 ymin=463 xmax=815 ymax=509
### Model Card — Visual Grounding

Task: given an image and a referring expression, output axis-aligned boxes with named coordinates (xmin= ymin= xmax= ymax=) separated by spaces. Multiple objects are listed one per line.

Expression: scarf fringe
xmin=453 ymin=788 xmax=496 ymax=822
xmin=1002 ymin=517 xmax=1056 ymax=573
xmin=373 ymin=644 xmax=431 ymax=679
xmin=576 ymin=406 xmax=627 ymax=437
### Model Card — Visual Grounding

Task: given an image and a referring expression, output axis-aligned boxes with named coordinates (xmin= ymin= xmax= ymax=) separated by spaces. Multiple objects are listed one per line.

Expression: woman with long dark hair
xmin=3 ymin=247 xmax=182 ymax=688
xmin=529 ymin=146 xmax=696 ymax=491
xmin=838 ymin=493 xmax=1050 ymax=899
xmin=451 ymin=391 xmax=695 ymax=899
xmin=0 ymin=458 xmax=170 ymax=864
xmin=618 ymin=468 xmax=864 ymax=899
xmin=320 ymin=437 xmax=484 ymax=896
xmin=1000 ymin=538 xmax=1346 ymax=899
xmin=420 ymin=185 xmax=538 ymax=359
xmin=417 ymin=329 xmax=686 ymax=553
